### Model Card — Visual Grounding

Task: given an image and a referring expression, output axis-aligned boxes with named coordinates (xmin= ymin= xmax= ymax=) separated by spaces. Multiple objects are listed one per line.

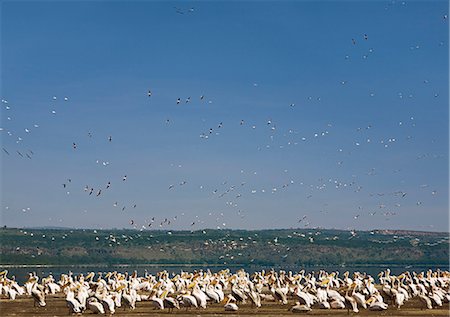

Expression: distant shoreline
xmin=1 ymin=263 xmax=448 ymax=269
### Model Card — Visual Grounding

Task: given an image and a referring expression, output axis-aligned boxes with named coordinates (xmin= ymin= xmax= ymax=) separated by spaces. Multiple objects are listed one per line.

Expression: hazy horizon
xmin=5 ymin=225 xmax=450 ymax=234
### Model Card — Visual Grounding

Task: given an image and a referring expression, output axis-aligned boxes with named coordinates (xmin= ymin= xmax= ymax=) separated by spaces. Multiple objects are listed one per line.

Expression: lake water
xmin=2 ymin=263 xmax=448 ymax=285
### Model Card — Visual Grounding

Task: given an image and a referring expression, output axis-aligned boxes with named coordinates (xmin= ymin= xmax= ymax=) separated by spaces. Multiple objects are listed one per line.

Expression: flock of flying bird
xmin=1 ymin=82 xmax=443 ymax=230
xmin=0 ymin=268 xmax=448 ymax=314
xmin=1 ymin=5 xmax=447 ymax=231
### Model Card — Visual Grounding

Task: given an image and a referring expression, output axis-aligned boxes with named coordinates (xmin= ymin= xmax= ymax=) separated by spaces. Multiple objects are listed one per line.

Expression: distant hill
xmin=0 ymin=227 xmax=448 ymax=266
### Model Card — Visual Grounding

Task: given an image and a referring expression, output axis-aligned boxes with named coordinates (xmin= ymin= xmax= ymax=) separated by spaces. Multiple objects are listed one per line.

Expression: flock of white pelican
xmin=0 ymin=268 xmax=448 ymax=314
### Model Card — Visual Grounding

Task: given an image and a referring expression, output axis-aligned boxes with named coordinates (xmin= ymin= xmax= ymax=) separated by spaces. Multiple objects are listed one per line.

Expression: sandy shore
xmin=0 ymin=295 xmax=449 ymax=317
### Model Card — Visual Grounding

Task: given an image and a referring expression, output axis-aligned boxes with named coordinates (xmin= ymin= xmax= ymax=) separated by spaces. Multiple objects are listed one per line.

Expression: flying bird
xmin=174 ymin=7 xmax=184 ymax=14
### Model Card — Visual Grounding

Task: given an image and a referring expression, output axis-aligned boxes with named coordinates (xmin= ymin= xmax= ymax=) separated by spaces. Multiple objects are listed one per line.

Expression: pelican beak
xmin=227 ymin=276 xmax=236 ymax=282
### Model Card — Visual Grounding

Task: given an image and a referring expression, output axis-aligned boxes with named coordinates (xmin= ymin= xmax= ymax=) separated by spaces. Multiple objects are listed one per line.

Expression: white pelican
xmin=25 ymin=273 xmax=39 ymax=295
xmin=271 ymin=285 xmax=288 ymax=305
xmin=213 ymin=280 xmax=225 ymax=302
xmin=65 ymin=287 xmax=83 ymax=314
xmin=4 ymin=281 xmax=18 ymax=300
xmin=223 ymin=294 xmax=239 ymax=311
xmin=178 ymin=292 xmax=198 ymax=309
xmin=9 ymin=278 xmax=25 ymax=297
xmin=418 ymin=292 xmax=433 ymax=309
xmin=391 ymin=288 xmax=405 ymax=309
xmin=247 ymin=283 xmax=262 ymax=308
xmin=205 ymin=282 xmax=221 ymax=303
xmin=293 ymin=286 xmax=315 ymax=308
xmin=149 ymin=290 xmax=164 ymax=310
xmin=366 ymin=295 xmax=388 ymax=311
xmin=345 ymin=284 xmax=359 ymax=313
xmin=76 ymin=284 xmax=88 ymax=311
xmin=316 ymin=287 xmax=328 ymax=303
xmin=99 ymin=293 xmax=116 ymax=315
xmin=162 ymin=290 xmax=180 ymax=312
xmin=342 ymin=271 xmax=353 ymax=286
xmin=323 ymin=279 xmax=345 ymax=303
xmin=290 ymin=301 xmax=311 ymax=313
xmin=87 ymin=297 xmax=105 ymax=314
xmin=351 ymin=283 xmax=367 ymax=309
xmin=121 ymin=287 xmax=136 ymax=310
xmin=190 ymin=282 xmax=208 ymax=308
xmin=43 ymin=275 xmax=60 ymax=294
xmin=31 ymin=283 xmax=46 ymax=307
xmin=330 ymin=299 xmax=346 ymax=309
xmin=319 ymin=301 xmax=331 ymax=309
xmin=429 ymin=288 xmax=443 ymax=307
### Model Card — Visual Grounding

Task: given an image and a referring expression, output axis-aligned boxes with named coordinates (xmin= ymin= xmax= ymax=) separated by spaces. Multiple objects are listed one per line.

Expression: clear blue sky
xmin=1 ymin=1 xmax=448 ymax=231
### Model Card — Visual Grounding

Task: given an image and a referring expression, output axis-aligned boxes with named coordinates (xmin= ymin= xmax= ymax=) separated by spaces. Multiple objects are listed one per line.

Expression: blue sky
xmin=1 ymin=0 xmax=448 ymax=231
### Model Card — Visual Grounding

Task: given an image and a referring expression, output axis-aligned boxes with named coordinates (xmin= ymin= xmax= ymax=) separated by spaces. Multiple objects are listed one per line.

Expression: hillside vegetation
xmin=0 ymin=227 xmax=448 ymax=266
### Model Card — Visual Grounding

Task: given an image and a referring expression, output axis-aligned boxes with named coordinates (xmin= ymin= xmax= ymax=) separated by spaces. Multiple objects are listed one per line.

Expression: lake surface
xmin=3 ymin=264 xmax=448 ymax=285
